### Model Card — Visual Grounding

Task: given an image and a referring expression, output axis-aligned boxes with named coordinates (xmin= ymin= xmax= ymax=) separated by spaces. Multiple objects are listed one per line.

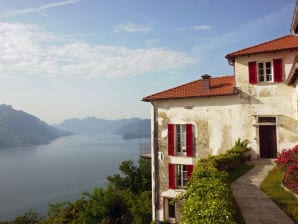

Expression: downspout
xmin=151 ymin=101 xmax=159 ymax=222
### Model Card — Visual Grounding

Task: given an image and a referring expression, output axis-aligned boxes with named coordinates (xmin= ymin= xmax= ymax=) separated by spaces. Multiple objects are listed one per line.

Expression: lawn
xmin=226 ymin=163 xmax=254 ymax=183
xmin=260 ymin=166 xmax=298 ymax=223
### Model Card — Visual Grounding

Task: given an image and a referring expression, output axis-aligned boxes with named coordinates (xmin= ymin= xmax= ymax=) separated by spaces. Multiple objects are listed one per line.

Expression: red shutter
xmin=168 ymin=124 xmax=174 ymax=156
xmin=186 ymin=124 xmax=193 ymax=157
xmin=248 ymin=61 xmax=257 ymax=84
xmin=186 ymin=165 xmax=194 ymax=181
xmin=273 ymin=59 xmax=283 ymax=82
xmin=168 ymin=163 xmax=175 ymax=189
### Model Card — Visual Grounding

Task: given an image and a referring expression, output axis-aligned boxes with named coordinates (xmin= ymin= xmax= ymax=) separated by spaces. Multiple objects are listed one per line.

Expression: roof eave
xmin=226 ymin=47 xmax=298 ymax=61
xmin=142 ymin=91 xmax=238 ymax=102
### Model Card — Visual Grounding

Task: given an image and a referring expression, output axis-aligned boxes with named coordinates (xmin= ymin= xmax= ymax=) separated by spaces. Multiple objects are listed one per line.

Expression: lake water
xmin=0 ymin=134 xmax=148 ymax=220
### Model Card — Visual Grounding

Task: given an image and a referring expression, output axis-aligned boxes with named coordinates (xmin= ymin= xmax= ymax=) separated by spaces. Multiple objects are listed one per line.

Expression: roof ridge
xmin=225 ymin=34 xmax=293 ymax=59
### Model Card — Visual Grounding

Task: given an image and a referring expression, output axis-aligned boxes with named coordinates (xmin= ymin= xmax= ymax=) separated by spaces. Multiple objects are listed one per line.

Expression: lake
xmin=0 ymin=133 xmax=149 ymax=220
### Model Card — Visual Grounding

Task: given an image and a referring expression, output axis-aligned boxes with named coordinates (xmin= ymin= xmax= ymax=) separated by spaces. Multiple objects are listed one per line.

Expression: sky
xmin=0 ymin=0 xmax=295 ymax=124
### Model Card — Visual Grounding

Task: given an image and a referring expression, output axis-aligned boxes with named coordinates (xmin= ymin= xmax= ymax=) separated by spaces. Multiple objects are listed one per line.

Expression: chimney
xmin=201 ymin=74 xmax=211 ymax=91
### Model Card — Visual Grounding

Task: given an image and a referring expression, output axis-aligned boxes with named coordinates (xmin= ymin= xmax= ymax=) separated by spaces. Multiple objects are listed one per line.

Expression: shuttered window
xmin=249 ymin=59 xmax=283 ymax=83
xmin=169 ymin=164 xmax=194 ymax=189
xmin=167 ymin=124 xmax=194 ymax=157
xmin=168 ymin=163 xmax=175 ymax=189
xmin=186 ymin=165 xmax=194 ymax=181
xmin=248 ymin=61 xmax=257 ymax=84
xmin=168 ymin=124 xmax=175 ymax=156
xmin=186 ymin=124 xmax=193 ymax=157
xmin=273 ymin=59 xmax=283 ymax=82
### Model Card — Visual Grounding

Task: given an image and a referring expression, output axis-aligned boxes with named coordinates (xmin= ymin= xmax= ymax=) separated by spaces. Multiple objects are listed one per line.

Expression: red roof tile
xmin=142 ymin=75 xmax=236 ymax=102
xmin=225 ymin=35 xmax=298 ymax=60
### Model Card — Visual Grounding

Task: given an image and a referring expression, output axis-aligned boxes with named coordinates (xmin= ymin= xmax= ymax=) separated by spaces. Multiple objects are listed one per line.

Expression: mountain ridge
xmin=57 ymin=117 xmax=150 ymax=139
xmin=0 ymin=104 xmax=72 ymax=149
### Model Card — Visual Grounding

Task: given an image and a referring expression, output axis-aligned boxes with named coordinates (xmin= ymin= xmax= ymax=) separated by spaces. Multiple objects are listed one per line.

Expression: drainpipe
xmin=151 ymin=101 xmax=159 ymax=222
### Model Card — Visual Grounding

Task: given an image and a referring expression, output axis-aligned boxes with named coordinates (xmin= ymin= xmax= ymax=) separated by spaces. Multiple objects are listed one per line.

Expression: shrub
xmin=275 ymin=145 xmax=298 ymax=195
xmin=178 ymin=139 xmax=249 ymax=224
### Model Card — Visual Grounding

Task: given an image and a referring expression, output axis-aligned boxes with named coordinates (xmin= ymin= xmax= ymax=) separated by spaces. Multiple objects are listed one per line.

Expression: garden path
xmin=231 ymin=159 xmax=295 ymax=224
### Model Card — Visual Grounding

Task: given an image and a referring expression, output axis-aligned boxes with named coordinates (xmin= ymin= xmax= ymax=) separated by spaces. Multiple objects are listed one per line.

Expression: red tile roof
xmin=225 ymin=35 xmax=298 ymax=60
xmin=142 ymin=75 xmax=236 ymax=102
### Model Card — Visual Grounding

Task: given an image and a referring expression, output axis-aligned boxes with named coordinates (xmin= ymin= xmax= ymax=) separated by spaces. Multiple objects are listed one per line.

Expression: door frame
xmin=255 ymin=116 xmax=279 ymax=158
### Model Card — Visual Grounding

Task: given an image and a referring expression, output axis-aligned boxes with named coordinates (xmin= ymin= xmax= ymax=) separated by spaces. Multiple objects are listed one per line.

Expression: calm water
xmin=0 ymin=134 xmax=146 ymax=220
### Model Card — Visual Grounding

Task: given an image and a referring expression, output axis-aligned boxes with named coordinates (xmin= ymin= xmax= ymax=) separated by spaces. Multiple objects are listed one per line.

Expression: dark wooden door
xmin=259 ymin=125 xmax=277 ymax=158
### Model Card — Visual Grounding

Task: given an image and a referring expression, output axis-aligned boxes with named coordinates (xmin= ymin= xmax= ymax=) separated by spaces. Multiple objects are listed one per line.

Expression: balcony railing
xmin=140 ymin=143 xmax=151 ymax=159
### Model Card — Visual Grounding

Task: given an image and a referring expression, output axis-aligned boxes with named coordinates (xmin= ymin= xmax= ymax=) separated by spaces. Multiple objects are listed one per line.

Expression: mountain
xmin=57 ymin=117 xmax=150 ymax=139
xmin=114 ymin=119 xmax=151 ymax=139
xmin=0 ymin=104 xmax=72 ymax=149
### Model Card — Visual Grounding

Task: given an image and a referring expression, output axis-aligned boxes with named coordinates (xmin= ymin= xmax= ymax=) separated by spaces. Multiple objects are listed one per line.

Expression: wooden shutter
xmin=248 ymin=61 xmax=257 ymax=84
xmin=186 ymin=124 xmax=193 ymax=157
xmin=186 ymin=165 xmax=194 ymax=181
xmin=273 ymin=59 xmax=283 ymax=82
xmin=168 ymin=124 xmax=175 ymax=156
xmin=168 ymin=163 xmax=175 ymax=189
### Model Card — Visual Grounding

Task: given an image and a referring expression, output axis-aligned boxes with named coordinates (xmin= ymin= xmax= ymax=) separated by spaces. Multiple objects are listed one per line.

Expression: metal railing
xmin=139 ymin=143 xmax=151 ymax=158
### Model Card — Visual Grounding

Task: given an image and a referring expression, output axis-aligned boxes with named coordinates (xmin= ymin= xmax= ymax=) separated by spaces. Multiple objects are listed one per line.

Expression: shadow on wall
xmin=279 ymin=115 xmax=298 ymax=141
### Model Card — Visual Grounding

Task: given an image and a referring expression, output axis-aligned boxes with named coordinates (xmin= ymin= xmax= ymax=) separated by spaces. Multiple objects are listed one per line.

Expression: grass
xmin=260 ymin=166 xmax=298 ymax=223
xmin=226 ymin=163 xmax=254 ymax=183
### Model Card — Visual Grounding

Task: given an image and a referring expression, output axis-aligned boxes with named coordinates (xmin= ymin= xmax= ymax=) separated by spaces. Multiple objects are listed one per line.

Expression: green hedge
xmin=178 ymin=139 xmax=250 ymax=224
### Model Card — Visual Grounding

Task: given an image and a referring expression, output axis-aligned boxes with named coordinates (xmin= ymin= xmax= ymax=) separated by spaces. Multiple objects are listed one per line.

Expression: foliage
xmin=275 ymin=145 xmax=298 ymax=195
xmin=3 ymin=158 xmax=152 ymax=224
xmin=0 ymin=210 xmax=41 ymax=224
xmin=260 ymin=166 xmax=298 ymax=223
xmin=107 ymin=158 xmax=151 ymax=194
xmin=178 ymin=139 xmax=250 ymax=224
xmin=209 ymin=138 xmax=250 ymax=170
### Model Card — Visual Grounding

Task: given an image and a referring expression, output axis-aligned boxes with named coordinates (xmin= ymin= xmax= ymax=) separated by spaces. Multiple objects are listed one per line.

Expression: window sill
xmin=252 ymin=82 xmax=282 ymax=86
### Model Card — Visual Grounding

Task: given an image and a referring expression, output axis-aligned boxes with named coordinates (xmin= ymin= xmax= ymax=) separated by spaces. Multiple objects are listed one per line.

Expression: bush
xmin=178 ymin=139 xmax=249 ymax=224
xmin=275 ymin=145 xmax=298 ymax=195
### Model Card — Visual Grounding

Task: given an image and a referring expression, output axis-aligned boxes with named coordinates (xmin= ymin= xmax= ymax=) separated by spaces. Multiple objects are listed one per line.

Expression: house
xmin=143 ymin=20 xmax=298 ymax=224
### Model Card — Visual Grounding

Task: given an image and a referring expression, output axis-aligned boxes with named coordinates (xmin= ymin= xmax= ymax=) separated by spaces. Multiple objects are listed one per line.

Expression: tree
xmin=107 ymin=158 xmax=151 ymax=194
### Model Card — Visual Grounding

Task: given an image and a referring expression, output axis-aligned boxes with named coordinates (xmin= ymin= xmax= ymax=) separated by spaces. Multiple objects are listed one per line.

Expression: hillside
xmin=57 ymin=117 xmax=150 ymax=139
xmin=114 ymin=119 xmax=151 ymax=139
xmin=0 ymin=104 xmax=72 ymax=149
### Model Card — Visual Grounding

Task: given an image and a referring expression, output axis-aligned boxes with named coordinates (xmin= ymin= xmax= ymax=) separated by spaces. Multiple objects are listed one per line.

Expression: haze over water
xmin=0 ymin=133 xmax=145 ymax=220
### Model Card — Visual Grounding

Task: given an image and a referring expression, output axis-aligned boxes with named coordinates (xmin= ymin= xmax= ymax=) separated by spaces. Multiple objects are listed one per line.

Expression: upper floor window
xmin=168 ymin=124 xmax=194 ymax=157
xmin=258 ymin=61 xmax=272 ymax=82
xmin=248 ymin=59 xmax=283 ymax=84
xmin=176 ymin=124 xmax=186 ymax=154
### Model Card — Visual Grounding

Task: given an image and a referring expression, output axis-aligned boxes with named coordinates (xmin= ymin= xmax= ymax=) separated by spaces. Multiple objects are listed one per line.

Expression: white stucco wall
xmin=150 ymin=50 xmax=298 ymax=223
xmin=234 ymin=50 xmax=298 ymax=150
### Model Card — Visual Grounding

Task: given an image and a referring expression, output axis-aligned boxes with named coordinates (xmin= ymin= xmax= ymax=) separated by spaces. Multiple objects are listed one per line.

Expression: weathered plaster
xmin=150 ymin=49 xmax=298 ymax=223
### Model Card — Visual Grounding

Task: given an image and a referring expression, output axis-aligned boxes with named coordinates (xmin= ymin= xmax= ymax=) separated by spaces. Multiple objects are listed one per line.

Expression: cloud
xmin=114 ymin=22 xmax=152 ymax=33
xmin=0 ymin=23 xmax=197 ymax=79
xmin=179 ymin=25 xmax=214 ymax=31
xmin=192 ymin=25 xmax=213 ymax=31
xmin=0 ymin=0 xmax=83 ymax=18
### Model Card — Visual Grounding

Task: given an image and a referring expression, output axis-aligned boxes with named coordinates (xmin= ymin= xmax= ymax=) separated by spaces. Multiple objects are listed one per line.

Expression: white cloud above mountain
xmin=0 ymin=22 xmax=197 ymax=79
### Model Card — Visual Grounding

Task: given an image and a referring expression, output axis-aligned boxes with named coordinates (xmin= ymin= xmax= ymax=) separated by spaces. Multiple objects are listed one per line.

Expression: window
xmin=176 ymin=164 xmax=187 ymax=187
xmin=169 ymin=163 xmax=193 ymax=189
xmin=248 ymin=59 xmax=283 ymax=84
xmin=176 ymin=125 xmax=186 ymax=154
xmin=258 ymin=62 xmax=272 ymax=82
xmin=258 ymin=116 xmax=276 ymax=123
xmin=168 ymin=124 xmax=194 ymax=157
